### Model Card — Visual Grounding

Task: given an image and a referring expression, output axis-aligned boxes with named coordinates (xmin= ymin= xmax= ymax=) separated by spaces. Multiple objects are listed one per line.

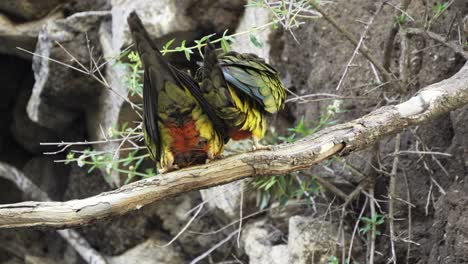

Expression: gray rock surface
xmin=109 ymin=233 xmax=186 ymax=264
xmin=27 ymin=11 xmax=109 ymax=130
xmin=288 ymin=216 xmax=337 ymax=264
xmin=200 ymin=179 xmax=245 ymax=220
xmin=11 ymin=85 xmax=84 ymax=155
xmin=0 ymin=12 xmax=63 ymax=59
xmin=242 ymin=220 xmax=288 ymax=264
xmin=0 ymin=0 xmax=69 ymax=21
xmin=22 ymin=156 xmax=70 ymax=200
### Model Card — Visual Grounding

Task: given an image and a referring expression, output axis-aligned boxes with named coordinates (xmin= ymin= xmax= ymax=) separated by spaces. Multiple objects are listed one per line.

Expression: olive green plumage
xmin=200 ymin=43 xmax=286 ymax=141
xmin=127 ymin=12 xmax=225 ymax=172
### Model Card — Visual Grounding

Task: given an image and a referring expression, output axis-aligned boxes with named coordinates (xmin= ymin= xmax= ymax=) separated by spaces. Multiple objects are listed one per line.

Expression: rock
xmin=428 ymin=191 xmax=468 ymax=263
xmin=109 ymin=233 xmax=186 ymax=264
xmin=144 ymin=191 xmax=228 ymax=257
xmin=0 ymin=55 xmax=32 ymax=161
xmin=110 ymin=0 xmax=244 ymax=51
xmin=0 ymin=12 xmax=63 ymax=59
xmin=11 ymin=86 xmax=84 ymax=154
xmin=0 ymin=0 xmax=69 ymax=21
xmin=288 ymin=216 xmax=337 ymax=264
xmin=231 ymin=5 xmax=272 ymax=59
xmin=25 ymin=255 xmax=61 ymax=264
xmin=27 ymin=11 xmax=109 ymax=130
xmin=22 ymin=156 xmax=70 ymax=200
xmin=242 ymin=220 xmax=288 ymax=264
xmin=111 ymin=0 xmax=191 ymax=51
xmin=200 ymin=180 xmax=245 ymax=220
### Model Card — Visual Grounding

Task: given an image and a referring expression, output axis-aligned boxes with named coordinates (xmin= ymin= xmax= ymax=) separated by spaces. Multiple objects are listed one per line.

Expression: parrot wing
xmin=219 ymin=52 xmax=286 ymax=114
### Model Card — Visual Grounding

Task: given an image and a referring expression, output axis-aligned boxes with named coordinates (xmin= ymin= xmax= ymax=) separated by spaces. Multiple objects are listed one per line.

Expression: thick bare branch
xmin=0 ymin=62 xmax=468 ymax=229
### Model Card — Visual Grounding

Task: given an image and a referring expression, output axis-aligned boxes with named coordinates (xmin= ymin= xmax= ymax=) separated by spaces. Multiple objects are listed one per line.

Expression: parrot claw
xmin=252 ymin=138 xmax=272 ymax=151
xmin=159 ymin=164 xmax=179 ymax=174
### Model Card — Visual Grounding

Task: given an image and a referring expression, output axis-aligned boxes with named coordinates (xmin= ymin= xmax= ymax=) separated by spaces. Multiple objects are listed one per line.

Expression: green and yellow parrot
xmin=127 ymin=12 xmax=226 ymax=172
xmin=199 ymin=43 xmax=286 ymax=148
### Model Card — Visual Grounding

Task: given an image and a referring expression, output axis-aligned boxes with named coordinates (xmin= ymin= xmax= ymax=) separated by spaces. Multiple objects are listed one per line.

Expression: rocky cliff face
xmin=0 ymin=0 xmax=467 ymax=263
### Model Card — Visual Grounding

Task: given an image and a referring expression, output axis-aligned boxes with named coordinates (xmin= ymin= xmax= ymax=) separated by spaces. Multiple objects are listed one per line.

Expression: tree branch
xmin=0 ymin=62 xmax=468 ymax=229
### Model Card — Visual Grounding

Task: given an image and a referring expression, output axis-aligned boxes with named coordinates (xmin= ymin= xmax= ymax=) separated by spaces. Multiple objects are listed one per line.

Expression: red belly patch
xmin=228 ymin=129 xmax=252 ymax=140
xmin=167 ymin=119 xmax=201 ymax=153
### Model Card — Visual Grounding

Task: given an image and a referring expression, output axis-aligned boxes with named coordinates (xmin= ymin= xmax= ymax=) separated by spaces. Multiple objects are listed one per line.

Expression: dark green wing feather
xmin=200 ymin=43 xmax=244 ymax=123
xmin=219 ymin=52 xmax=286 ymax=114
xmin=172 ymin=67 xmax=229 ymax=143
xmin=127 ymin=11 xmax=165 ymax=160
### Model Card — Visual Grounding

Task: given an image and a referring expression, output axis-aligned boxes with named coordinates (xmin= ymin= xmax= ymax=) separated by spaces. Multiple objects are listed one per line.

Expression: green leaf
xmin=220 ymin=30 xmax=231 ymax=52
xmin=249 ymin=33 xmax=263 ymax=48
xmin=162 ymin=38 xmax=176 ymax=55
xmin=184 ymin=49 xmax=192 ymax=61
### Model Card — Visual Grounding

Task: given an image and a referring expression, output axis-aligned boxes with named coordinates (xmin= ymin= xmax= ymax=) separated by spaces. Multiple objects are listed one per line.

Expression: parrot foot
xmin=159 ymin=164 xmax=180 ymax=174
xmin=252 ymin=138 xmax=272 ymax=151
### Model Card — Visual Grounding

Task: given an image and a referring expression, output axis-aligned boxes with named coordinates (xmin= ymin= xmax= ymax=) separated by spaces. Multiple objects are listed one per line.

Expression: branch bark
xmin=0 ymin=62 xmax=468 ymax=229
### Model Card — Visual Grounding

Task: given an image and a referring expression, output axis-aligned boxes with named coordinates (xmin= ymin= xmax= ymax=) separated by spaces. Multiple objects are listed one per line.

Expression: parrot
xmin=127 ymin=12 xmax=226 ymax=172
xmin=199 ymin=43 xmax=286 ymax=149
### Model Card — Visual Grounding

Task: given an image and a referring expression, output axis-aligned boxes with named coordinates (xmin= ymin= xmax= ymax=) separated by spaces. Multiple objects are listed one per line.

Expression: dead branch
xmin=406 ymin=27 xmax=468 ymax=59
xmin=0 ymin=61 xmax=467 ymax=229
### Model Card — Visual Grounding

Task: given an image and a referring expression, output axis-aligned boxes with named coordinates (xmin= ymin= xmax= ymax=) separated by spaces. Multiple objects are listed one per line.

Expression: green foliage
xmin=64 ymin=51 xmax=154 ymax=185
xmin=427 ymin=1 xmax=451 ymax=29
xmin=253 ymin=100 xmax=342 ymax=209
xmin=432 ymin=2 xmax=449 ymax=18
xmin=253 ymin=173 xmax=321 ymax=209
xmin=395 ymin=13 xmax=407 ymax=25
xmin=328 ymin=256 xmax=339 ymax=264
xmin=124 ymin=51 xmax=143 ymax=97
xmin=66 ymin=147 xmax=152 ymax=185
xmin=249 ymin=33 xmax=263 ymax=48
xmin=359 ymin=213 xmax=385 ymax=235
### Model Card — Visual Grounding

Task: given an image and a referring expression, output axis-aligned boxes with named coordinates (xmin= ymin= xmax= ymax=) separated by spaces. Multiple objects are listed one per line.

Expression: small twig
xmin=112 ymin=124 xmax=142 ymax=161
xmin=41 ymin=135 xmax=142 ymax=155
xmin=425 ymin=180 xmax=433 ymax=216
xmin=382 ymin=0 xmax=412 ymax=71
xmin=406 ymin=27 xmax=468 ymax=59
xmin=237 ymin=182 xmax=244 ymax=248
xmin=309 ymin=0 xmax=396 ymax=84
xmin=393 ymin=150 xmax=452 ymax=157
xmin=190 ymin=230 xmax=239 ymax=264
xmin=368 ymin=184 xmax=377 ymax=264
xmin=347 ymin=197 xmax=368 ymax=264
xmin=403 ymin=171 xmax=412 ymax=264
xmin=388 ymin=133 xmax=401 ymax=264
xmin=367 ymin=144 xmax=379 ymax=264
xmin=159 ymin=202 xmax=204 ymax=248
xmin=336 ymin=2 xmax=385 ymax=90
xmin=313 ymin=174 xmax=348 ymax=201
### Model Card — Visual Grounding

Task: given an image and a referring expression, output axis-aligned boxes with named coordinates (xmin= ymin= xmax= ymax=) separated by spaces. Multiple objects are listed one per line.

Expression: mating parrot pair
xmin=127 ymin=11 xmax=286 ymax=173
